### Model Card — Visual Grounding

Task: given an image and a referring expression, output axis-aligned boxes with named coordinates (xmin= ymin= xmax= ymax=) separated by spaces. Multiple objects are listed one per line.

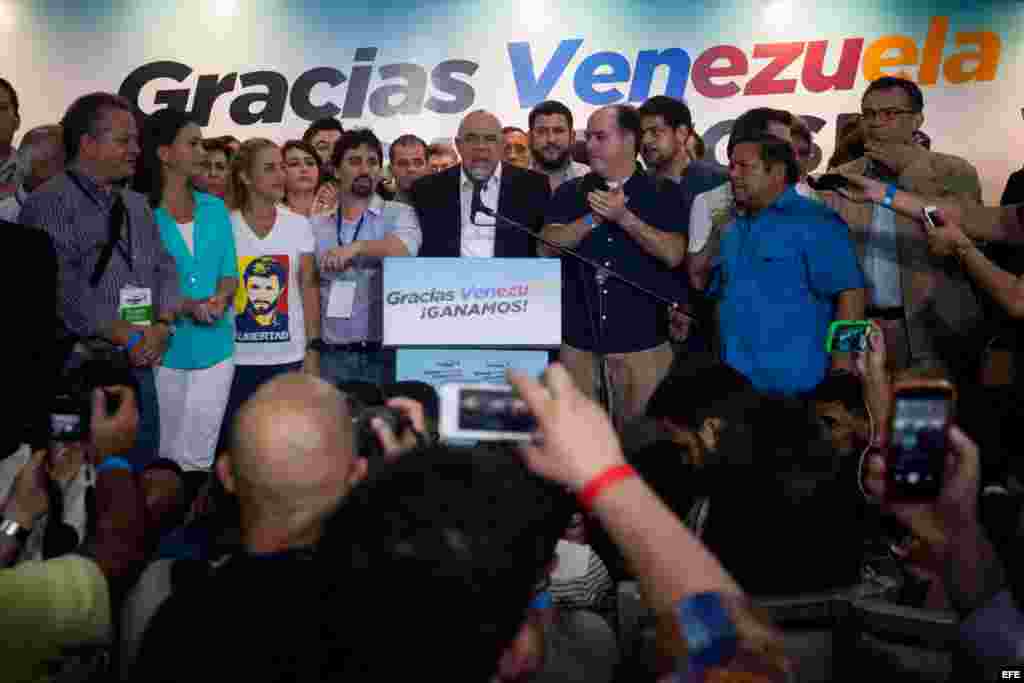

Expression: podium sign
xmin=382 ymin=257 xmax=561 ymax=348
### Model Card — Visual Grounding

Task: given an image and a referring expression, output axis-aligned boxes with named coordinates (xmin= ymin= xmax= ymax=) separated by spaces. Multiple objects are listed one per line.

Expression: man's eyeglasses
xmin=861 ymin=107 xmax=916 ymax=122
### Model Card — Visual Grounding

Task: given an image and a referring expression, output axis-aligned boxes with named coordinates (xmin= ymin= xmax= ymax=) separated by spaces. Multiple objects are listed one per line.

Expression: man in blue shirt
xmin=542 ymin=105 xmax=688 ymax=424
xmin=710 ymin=134 xmax=865 ymax=395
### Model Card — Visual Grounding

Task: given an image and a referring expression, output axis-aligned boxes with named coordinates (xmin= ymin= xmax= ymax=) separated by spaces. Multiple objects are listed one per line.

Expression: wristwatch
xmin=0 ymin=518 xmax=31 ymax=544
xmin=307 ymin=338 xmax=327 ymax=353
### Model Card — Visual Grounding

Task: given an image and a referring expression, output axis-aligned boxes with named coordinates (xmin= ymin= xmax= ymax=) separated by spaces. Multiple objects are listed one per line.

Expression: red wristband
xmin=578 ymin=464 xmax=637 ymax=510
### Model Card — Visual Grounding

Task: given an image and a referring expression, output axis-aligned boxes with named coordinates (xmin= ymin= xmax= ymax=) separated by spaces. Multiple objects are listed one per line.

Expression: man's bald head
xmin=222 ymin=373 xmax=364 ymax=551
xmin=456 ymin=109 xmax=503 ymax=181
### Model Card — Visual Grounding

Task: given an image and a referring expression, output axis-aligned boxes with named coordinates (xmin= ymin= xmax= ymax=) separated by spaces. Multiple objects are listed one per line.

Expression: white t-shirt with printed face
xmin=230 ymin=207 xmax=316 ymax=366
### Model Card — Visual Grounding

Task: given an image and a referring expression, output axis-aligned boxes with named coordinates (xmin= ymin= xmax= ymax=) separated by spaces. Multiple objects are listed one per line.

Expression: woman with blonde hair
xmin=219 ymin=138 xmax=322 ymax=448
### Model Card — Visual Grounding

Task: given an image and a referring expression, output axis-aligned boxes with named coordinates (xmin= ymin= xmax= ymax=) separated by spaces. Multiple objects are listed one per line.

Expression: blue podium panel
xmin=395 ymin=348 xmax=549 ymax=391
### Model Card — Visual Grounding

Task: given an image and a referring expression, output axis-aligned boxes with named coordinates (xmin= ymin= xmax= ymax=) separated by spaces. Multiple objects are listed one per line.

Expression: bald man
xmin=130 ymin=372 xmax=366 ymax=680
xmin=218 ymin=372 xmax=366 ymax=552
xmin=411 ymin=109 xmax=551 ymax=257
xmin=0 ymin=124 xmax=63 ymax=223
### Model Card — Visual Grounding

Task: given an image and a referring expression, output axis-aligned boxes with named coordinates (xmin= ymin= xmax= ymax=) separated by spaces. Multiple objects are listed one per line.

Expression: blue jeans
xmin=217 ymin=362 xmax=304 ymax=453
xmin=320 ymin=348 xmax=395 ymax=388
xmin=126 ymin=367 xmax=160 ymax=469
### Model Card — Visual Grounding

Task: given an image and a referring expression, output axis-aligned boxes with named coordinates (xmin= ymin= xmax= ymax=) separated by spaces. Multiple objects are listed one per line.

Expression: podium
xmin=383 ymin=257 xmax=561 ymax=389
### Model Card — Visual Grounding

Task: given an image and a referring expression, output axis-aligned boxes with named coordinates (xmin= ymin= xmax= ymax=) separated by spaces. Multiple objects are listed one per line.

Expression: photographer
xmin=864 ymin=427 xmax=1019 ymax=670
xmin=0 ymin=383 xmax=146 ymax=683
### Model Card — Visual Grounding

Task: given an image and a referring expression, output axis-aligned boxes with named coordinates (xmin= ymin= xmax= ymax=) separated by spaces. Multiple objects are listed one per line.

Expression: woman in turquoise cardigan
xmin=133 ymin=109 xmax=238 ymax=474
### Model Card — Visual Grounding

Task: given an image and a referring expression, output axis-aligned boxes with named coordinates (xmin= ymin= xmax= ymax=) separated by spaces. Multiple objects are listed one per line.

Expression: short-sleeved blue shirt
xmin=709 ymin=186 xmax=865 ymax=395
xmin=546 ymin=171 xmax=688 ymax=353
xmin=156 ymin=192 xmax=238 ymax=370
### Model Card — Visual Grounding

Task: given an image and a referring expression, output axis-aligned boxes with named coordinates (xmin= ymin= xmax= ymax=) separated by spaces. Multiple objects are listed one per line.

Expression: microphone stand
xmin=471 ymin=199 xmax=692 ymax=423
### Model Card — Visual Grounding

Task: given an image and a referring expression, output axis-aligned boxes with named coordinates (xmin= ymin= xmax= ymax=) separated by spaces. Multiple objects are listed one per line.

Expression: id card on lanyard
xmin=326 ymin=210 xmax=365 ymax=319
xmin=119 ymin=285 xmax=153 ymax=326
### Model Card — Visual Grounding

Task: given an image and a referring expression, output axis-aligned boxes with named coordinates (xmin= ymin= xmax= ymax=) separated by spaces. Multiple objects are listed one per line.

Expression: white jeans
xmin=155 ymin=358 xmax=235 ymax=471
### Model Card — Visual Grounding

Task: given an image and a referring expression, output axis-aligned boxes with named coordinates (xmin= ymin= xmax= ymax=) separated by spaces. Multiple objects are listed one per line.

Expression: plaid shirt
xmin=18 ymin=169 xmax=180 ymax=338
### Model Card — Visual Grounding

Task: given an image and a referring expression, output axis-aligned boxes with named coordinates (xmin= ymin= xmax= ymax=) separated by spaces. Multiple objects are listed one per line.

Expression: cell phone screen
xmin=458 ymin=388 xmax=537 ymax=434
xmin=832 ymin=324 xmax=869 ymax=352
xmin=50 ymin=395 xmax=89 ymax=442
xmin=50 ymin=412 xmax=84 ymax=441
xmin=888 ymin=390 xmax=949 ymax=499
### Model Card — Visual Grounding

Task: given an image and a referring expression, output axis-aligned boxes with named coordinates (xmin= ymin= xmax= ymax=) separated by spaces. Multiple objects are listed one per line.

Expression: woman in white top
xmin=219 ymin=138 xmax=322 ymax=449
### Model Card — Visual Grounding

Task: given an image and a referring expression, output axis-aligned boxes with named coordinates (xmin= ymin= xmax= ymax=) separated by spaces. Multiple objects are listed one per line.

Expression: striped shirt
xmin=18 ymin=170 xmax=180 ymax=338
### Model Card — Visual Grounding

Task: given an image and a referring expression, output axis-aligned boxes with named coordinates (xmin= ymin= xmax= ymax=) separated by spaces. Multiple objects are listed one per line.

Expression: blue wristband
xmin=882 ymin=183 xmax=897 ymax=207
xmin=124 ymin=331 xmax=144 ymax=352
xmin=583 ymin=213 xmax=594 ymax=227
xmin=677 ymin=592 xmax=738 ymax=676
xmin=95 ymin=456 xmax=133 ymax=475
xmin=529 ymin=591 xmax=553 ymax=610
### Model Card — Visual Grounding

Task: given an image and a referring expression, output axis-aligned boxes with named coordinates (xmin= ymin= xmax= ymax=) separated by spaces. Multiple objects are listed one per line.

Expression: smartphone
xmin=921 ymin=206 xmax=944 ymax=230
xmin=825 ymin=320 xmax=872 ymax=353
xmin=887 ymin=380 xmax=955 ymax=500
xmin=806 ymin=174 xmax=851 ymax=193
xmin=50 ymin=393 xmax=90 ymax=442
xmin=439 ymin=383 xmax=537 ymax=442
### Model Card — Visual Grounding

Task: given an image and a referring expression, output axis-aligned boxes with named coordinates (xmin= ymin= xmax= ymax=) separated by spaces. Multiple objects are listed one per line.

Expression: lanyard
xmin=67 ymin=170 xmax=133 ymax=272
xmin=336 ymin=209 xmax=366 ymax=247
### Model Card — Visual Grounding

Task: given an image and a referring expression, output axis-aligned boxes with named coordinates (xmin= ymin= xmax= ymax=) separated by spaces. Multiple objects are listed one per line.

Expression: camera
xmin=355 ymin=405 xmax=415 ymax=460
xmin=51 ymin=340 xmax=136 ymax=442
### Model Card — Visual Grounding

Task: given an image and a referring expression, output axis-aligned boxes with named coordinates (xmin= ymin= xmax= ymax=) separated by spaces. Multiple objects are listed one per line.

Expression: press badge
xmin=119 ymin=285 xmax=153 ymax=326
xmin=326 ymin=280 xmax=357 ymax=319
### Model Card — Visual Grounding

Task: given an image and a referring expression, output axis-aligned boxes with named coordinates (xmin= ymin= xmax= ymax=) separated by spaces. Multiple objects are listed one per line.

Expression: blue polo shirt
xmin=155 ymin=192 xmax=237 ymax=370
xmin=546 ymin=171 xmax=688 ymax=353
xmin=709 ymin=186 xmax=865 ymax=395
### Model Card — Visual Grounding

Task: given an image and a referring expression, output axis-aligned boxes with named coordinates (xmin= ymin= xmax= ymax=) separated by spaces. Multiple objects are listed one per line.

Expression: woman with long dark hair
xmin=133 ymin=109 xmax=238 ymax=474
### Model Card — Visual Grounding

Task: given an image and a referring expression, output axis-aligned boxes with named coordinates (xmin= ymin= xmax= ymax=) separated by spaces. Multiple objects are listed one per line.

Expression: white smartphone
xmin=922 ymin=205 xmax=944 ymax=230
xmin=438 ymin=383 xmax=537 ymax=442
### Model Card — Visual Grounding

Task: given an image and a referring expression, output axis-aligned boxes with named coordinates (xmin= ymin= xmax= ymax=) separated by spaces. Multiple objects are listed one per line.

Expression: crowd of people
xmin=1 ymin=69 xmax=1023 ymax=681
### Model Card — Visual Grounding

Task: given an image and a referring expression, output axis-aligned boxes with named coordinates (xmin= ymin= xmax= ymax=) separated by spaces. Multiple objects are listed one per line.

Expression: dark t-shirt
xmin=545 ymin=171 xmax=688 ymax=353
xmin=134 ymin=550 xmax=318 ymax=683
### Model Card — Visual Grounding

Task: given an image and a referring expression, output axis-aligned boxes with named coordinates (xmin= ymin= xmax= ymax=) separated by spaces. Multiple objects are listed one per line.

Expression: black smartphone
xmin=922 ymin=206 xmax=945 ymax=230
xmin=50 ymin=393 xmax=91 ymax=442
xmin=887 ymin=381 xmax=955 ymax=500
xmin=807 ymin=173 xmax=851 ymax=192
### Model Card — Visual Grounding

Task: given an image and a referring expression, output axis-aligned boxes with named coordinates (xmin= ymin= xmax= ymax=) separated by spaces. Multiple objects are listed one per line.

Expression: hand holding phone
xmin=439 ymin=383 xmax=538 ymax=442
xmin=886 ymin=379 xmax=955 ymax=500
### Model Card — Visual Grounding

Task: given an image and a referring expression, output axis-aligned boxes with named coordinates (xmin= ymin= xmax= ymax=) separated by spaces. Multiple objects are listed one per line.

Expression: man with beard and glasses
xmin=528 ymin=100 xmax=589 ymax=194
xmin=310 ymin=129 xmax=421 ymax=386
xmin=411 ymin=110 xmax=550 ymax=258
